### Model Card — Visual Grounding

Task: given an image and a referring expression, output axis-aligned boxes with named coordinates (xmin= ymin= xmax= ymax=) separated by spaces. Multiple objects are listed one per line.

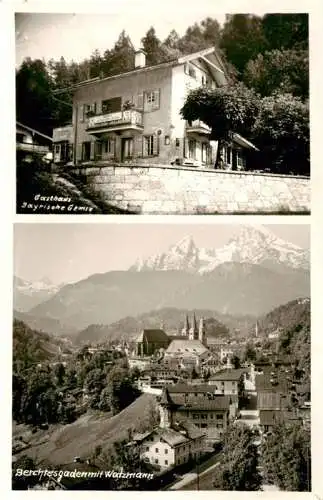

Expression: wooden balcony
xmin=86 ymin=110 xmax=144 ymax=135
xmin=186 ymin=120 xmax=211 ymax=135
xmin=16 ymin=142 xmax=50 ymax=155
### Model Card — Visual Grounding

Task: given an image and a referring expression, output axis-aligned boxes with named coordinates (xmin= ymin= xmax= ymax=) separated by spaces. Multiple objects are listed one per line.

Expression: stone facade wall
xmin=72 ymin=164 xmax=310 ymax=214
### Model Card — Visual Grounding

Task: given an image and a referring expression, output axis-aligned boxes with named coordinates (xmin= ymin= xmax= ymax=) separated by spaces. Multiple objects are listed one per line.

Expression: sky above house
xmin=14 ymin=222 xmax=310 ymax=284
xmin=15 ymin=8 xmax=224 ymax=67
xmin=15 ymin=2 xmax=271 ymax=67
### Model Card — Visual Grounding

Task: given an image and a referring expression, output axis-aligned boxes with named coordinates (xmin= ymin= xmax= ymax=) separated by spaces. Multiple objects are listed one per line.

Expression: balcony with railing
xmin=16 ymin=142 xmax=50 ymax=155
xmin=186 ymin=120 xmax=211 ymax=135
xmin=86 ymin=110 xmax=144 ymax=134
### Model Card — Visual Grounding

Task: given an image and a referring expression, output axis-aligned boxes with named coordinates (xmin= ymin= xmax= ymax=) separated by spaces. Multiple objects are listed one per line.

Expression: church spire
xmin=182 ymin=314 xmax=189 ymax=336
xmin=189 ymin=312 xmax=198 ymax=340
xmin=199 ymin=317 xmax=206 ymax=346
xmin=159 ymin=388 xmax=173 ymax=428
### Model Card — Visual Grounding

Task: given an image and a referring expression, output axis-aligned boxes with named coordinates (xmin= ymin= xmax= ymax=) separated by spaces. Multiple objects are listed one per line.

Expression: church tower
xmin=159 ymin=388 xmax=173 ymax=429
xmin=198 ymin=317 xmax=207 ymax=346
xmin=189 ymin=313 xmax=198 ymax=340
xmin=181 ymin=314 xmax=190 ymax=336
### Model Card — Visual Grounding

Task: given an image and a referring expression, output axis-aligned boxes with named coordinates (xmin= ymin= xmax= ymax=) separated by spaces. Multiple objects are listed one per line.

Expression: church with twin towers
xmin=134 ymin=312 xmax=208 ymax=358
xmin=181 ymin=313 xmax=207 ymax=346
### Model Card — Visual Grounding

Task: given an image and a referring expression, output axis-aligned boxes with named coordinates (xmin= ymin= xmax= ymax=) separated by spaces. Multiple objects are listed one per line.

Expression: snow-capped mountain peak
xmin=14 ymin=276 xmax=63 ymax=294
xmin=130 ymin=225 xmax=309 ymax=274
xmin=13 ymin=276 xmax=65 ymax=313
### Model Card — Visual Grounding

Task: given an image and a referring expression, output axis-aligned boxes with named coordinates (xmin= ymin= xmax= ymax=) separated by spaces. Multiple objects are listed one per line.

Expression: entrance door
xmin=121 ymin=137 xmax=133 ymax=162
xmin=82 ymin=141 xmax=91 ymax=161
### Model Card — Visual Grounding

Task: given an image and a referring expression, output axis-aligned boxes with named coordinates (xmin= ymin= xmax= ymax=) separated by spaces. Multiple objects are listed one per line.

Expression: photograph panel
xmin=15 ymin=10 xmax=310 ymax=215
xmin=12 ymin=222 xmax=310 ymax=491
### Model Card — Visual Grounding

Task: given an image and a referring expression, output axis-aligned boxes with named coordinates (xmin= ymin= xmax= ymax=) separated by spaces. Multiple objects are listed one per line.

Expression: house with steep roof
xmin=135 ymin=328 xmax=170 ymax=356
xmin=208 ymin=368 xmax=247 ymax=397
xmin=53 ymin=47 xmax=257 ymax=168
xmin=16 ymin=121 xmax=52 ymax=163
xmin=159 ymin=385 xmax=237 ymax=442
xmin=132 ymin=420 xmax=205 ymax=470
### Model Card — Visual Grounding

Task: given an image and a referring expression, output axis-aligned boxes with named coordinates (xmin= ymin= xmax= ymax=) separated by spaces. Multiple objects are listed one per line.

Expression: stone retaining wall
xmin=72 ymin=163 xmax=310 ymax=214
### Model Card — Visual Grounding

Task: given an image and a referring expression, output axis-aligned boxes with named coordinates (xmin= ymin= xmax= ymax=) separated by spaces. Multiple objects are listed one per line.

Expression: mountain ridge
xmin=130 ymin=225 xmax=309 ymax=274
xmin=25 ymin=263 xmax=309 ymax=332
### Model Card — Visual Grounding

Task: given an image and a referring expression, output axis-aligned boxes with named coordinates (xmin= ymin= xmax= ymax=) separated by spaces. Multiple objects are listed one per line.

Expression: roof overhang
xmin=233 ymin=133 xmax=259 ymax=151
xmin=53 ymin=47 xmax=228 ymax=95
xmin=16 ymin=121 xmax=53 ymax=142
xmin=179 ymin=47 xmax=228 ymax=87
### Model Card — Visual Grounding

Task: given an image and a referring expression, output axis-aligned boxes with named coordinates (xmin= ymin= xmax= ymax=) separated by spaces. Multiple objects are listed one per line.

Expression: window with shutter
xmin=188 ymin=139 xmax=196 ymax=160
xmin=143 ymin=135 xmax=154 ymax=156
xmin=95 ymin=141 xmax=102 ymax=160
xmin=80 ymin=104 xmax=85 ymax=122
xmin=144 ymin=90 xmax=160 ymax=112
xmin=153 ymin=134 xmax=159 ymax=156
xmin=81 ymin=142 xmax=91 ymax=161
xmin=90 ymin=141 xmax=96 ymax=160
xmin=152 ymin=89 xmax=160 ymax=109
xmin=83 ymin=104 xmax=91 ymax=119
xmin=137 ymin=93 xmax=144 ymax=110
xmin=202 ymin=143 xmax=208 ymax=163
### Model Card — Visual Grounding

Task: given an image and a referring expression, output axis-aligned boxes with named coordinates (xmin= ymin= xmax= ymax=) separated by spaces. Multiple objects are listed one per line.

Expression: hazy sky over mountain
xmin=14 ymin=223 xmax=310 ymax=284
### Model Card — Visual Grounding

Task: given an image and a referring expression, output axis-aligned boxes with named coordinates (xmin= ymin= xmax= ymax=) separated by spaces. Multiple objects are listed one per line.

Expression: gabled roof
xmin=135 ymin=329 xmax=169 ymax=343
xmin=257 ymin=391 xmax=290 ymax=410
xmin=178 ymin=46 xmax=227 ymax=86
xmin=166 ymin=339 xmax=208 ymax=355
xmin=167 ymin=335 xmax=189 ymax=342
xmin=259 ymin=409 xmax=300 ymax=426
xmin=168 ymin=383 xmax=215 ymax=393
xmin=255 ymin=373 xmax=289 ymax=393
xmin=53 ymin=46 xmax=227 ymax=94
xmin=160 ymin=387 xmax=173 ymax=406
xmin=176 ymin=398 xmax=231 ymax=411
xmin=133 ymin=422 xmax=205 ymax=447
xmin=16 ymin=121 xmax=53 ymax=142
xmin=210 ymin=369 xmax=246 ymax=381
xmin=159 ymin=428 xmax=190 ymax=446
xmin=165 ymin=386 xmax=232 ymax=411
xmin=171 ymin=394 xmax=231 ymax=411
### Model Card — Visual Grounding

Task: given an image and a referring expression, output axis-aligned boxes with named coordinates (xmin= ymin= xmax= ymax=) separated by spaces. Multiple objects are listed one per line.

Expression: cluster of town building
xmin=123 ymin=314 xmax=310 ymax=472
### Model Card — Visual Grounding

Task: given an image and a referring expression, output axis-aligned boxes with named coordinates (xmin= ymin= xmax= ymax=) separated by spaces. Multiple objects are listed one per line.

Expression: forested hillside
xmin=260 ymin=298 xmax=310 ymax=385
xmin=13 ymin=320 xmax=141 ymax=427
xmin=13 ymin=319 xmax=71 ymax=372
xmin=258 ymin=298 xmax=310 ymax=337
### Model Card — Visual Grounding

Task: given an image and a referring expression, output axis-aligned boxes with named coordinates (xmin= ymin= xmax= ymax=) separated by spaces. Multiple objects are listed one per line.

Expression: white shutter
xmin=152 ymin=89 xmax=160 ymax=110
xmin=153 ymin=135 xmax=159 ymax=156
xmin=90 ymin=141 xmax=95 ymax=160
xmin=80 ymin=104 xmax=85 ymax=122
xmin=137 ymin=93 xmax=144 ymax=110
xmin=76 ymin=144 xmax=82 ymax=163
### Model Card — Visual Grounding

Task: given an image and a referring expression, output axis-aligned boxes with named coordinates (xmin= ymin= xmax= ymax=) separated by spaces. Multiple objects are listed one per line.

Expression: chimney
xmin=135 ymin=48 xmax=146 ymax=68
